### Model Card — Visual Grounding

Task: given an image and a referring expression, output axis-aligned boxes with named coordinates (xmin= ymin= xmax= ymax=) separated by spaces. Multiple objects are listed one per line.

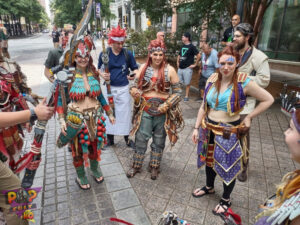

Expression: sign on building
xmin=96 ymin=3 xmax=101 ymax=18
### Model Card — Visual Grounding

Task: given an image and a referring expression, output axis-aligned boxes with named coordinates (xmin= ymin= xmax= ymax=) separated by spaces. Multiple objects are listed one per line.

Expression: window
xmin=258 ymin=0 xmax=300 ymax=61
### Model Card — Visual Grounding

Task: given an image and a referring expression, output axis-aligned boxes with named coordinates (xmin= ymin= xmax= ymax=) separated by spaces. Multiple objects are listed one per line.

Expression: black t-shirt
xmin=179 ymin=43 xmax=199 ymax=69
xmin=222 ymin=26 xmax=234 ymax=42
xmin=52 ymin=31 xmax=60 ymax=43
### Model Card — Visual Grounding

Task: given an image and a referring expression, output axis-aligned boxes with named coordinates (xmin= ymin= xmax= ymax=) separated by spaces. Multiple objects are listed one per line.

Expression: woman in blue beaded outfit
xmin=56 ymin=39 xmax=115 ymax=190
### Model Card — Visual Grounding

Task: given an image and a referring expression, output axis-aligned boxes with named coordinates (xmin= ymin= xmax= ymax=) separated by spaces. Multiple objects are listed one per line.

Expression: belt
xmin=202 ymin=119 xmax=249 ymax=139
xmin=142 ymin=97 xmax=166 ymax=116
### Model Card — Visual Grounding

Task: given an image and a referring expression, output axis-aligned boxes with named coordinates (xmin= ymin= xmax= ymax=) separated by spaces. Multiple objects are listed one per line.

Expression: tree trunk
xmin=253 ymin=0 xmax=270 ymax=46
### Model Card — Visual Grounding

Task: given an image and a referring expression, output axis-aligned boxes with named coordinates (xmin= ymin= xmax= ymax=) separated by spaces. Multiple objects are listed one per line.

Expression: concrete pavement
xmin=7 ymin=35 xmax=299 ymax=225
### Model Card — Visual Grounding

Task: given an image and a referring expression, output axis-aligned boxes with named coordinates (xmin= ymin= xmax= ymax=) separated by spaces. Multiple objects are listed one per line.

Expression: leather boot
xmin=150 ymin=167 xmax=160 ymax=180
xmin=21 ymin=154 xmax=41 ymax=188
xmin=237 ymin=161 xmax=248 ymax=182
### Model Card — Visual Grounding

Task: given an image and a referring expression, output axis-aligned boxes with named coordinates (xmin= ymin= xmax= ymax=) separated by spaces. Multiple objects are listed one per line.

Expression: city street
xmin=9 ymin=35 xmax=298 ymax=225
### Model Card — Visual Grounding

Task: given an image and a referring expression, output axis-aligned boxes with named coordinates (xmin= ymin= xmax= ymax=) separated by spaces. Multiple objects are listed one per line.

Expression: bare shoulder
xmin=167 ymin=65 xmax=177 ymax=75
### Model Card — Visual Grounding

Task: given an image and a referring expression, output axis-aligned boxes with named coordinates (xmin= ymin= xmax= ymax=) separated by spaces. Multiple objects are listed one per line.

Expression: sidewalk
xmin=18 ymin=39 xmax=296 ymax=225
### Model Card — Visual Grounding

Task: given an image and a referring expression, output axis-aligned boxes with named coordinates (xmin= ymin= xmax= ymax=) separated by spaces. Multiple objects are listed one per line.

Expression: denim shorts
xmin=178 ymin=68 xmax=193 ymax=85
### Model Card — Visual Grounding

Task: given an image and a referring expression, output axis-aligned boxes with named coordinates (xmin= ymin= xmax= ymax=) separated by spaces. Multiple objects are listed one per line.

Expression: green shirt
xmin=0 ymin=30 xmax=7 ymax=41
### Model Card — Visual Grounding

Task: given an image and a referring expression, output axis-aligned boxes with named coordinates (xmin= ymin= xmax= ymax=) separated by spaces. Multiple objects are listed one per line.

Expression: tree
xmin=131 ymin=0 xmax=172 ymax=24
xmin=51 ymin=0 xmax=114 ymax=28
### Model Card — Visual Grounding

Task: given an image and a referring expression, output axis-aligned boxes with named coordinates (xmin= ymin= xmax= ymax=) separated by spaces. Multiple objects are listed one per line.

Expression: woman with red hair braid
xmin=192 ymin=46 xmax=274 ymax=214
xmin=127 ymin=39 xmax=184 ymax=180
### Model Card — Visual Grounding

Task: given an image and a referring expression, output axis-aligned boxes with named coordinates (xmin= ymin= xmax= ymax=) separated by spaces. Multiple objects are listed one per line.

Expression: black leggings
xmin=205 ymin=118 xmax=240 ymax=200
xmin=206 ymin=165 xmax=236 ymax=199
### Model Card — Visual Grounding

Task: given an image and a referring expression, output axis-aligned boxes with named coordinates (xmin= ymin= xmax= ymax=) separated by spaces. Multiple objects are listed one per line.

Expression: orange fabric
xmin=206 ymin=144 xmax=214 ymax=167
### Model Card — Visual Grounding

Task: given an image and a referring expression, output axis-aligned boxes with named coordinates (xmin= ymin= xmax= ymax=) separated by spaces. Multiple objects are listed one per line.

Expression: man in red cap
xmin=98 ymin=26 xmax=138 ymax=148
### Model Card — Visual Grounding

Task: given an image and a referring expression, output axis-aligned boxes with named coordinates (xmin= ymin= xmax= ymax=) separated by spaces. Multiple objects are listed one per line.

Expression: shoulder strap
xmin=123 ymin=48 xmax=130 ymax=67
xmin=207 ymin=73 xmax=218 ymax=83
xmin=237 ymin=72 xmax=249 ymax=82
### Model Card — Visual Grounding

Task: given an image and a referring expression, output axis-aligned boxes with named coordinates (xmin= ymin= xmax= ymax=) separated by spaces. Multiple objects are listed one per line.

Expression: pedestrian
xmin=253 ymin=108 xmax=300 ymax=225
xmin=156 ymin=31 xmax=165 ymax=42
xmin=233 ymin=23 xmax=271 ymax=182
xmin=0 ymin=102 xmax=54 ymax=225
xmin=44 ymin=37 xmax=64 ymax=83
xmin=126 ymin=39 xmax=184 ymax=180
xmin=56 ymin=38 xmax=115 ymax=190
xmin=191 ymin=46 xmax=273 ymax=214
xmin=197 ymin=42 xmax=220 ymax=102
xmin=177 ymin=32 xmax=200 ymax=102
xmin=0 ymin=26 xmax=9 ymax=58
xmin=221 ymin=14 xmax=240 ymax=47
xmin=98 ymin=26 xmax=138 ymax=148
xmin=51 ymin=26 xmax=60 ymax=48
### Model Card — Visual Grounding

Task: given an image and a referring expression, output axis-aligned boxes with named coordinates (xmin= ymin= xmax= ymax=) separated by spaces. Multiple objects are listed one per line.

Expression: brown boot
xmin=126 ymin=167 xmax=141 ymax=178
xmin=237 ymin=162 xmax=248 ymax=182
xmin=150 ymin=167 xmax=160 ymax=180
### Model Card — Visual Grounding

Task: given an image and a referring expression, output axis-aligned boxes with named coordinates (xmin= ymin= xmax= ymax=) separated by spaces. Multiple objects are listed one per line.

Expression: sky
xmin=45 ymin=0 xmax=51 ymax=17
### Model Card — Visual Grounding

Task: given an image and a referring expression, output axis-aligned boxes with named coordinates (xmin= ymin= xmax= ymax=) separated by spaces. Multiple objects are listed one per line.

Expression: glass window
xmin=258 ymin=0 xmax=300 ymax=61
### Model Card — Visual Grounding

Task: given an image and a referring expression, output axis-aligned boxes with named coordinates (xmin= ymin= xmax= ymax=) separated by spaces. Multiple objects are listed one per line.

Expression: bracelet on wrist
xmin=194 ymin=127 xmax=199 ymax=130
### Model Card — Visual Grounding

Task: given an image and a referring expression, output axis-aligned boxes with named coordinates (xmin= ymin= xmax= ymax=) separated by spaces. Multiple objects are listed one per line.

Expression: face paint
xmin=226 ymin=56 xmax=235 ymax=63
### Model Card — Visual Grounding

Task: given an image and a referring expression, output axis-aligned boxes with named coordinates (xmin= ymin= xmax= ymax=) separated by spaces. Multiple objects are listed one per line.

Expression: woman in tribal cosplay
xmin=192 ymin=46 xmax=274 ymax=214
xmin=56 ymin=38 xmax=115 ymax=190
xmin=127 ymin=39 xmax=184 ymax=180
xmin=253 ymin=109 xmax=300 ymax=225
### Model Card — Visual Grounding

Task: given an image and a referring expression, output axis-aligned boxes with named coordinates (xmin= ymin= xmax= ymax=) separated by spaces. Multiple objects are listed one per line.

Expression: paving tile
xmin=146 ymin=195 xmax=168 ymax=211
xmin=184 ymin=206 xmax=205 ymax=224
xmin=110 ymin=188 xmax=140 ymax=211
xmin=116 ymin=206 xmax=151 ymax=225
xmin=100 ymin=162 xmax=124 ymax=177
xmin=105 ymin=174 xmax=131 ymax=192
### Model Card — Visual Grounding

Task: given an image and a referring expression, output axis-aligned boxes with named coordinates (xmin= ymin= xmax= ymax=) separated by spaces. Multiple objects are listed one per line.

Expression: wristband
xmin=194 ymin=127 xmax=199 ymax=130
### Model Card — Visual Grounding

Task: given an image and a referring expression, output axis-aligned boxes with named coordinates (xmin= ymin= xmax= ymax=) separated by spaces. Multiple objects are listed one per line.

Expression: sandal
xmin=92 ymin=175 xmax=104 ymax=184
xmin=212 ymin=198 xmax=231 ymax=215
xmin=75 ymin=177 xmax=91 ymax=190
xmin=126 ymin=167 xmax=141 ymax=178
xmin=192 ymin=186 xmax=215 ymax=198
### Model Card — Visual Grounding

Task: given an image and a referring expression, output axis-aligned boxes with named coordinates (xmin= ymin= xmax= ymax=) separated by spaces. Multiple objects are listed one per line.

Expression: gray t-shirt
xmin=201 ymin=48 xmax=220 ymax=78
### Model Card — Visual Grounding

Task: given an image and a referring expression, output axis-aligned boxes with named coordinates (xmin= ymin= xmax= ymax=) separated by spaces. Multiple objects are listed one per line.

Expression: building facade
xmin=109 ymin=0 xmax=148 ymax=31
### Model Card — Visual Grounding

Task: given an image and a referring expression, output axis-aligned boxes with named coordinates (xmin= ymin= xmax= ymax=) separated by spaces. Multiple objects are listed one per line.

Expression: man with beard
xmin=233 ymin=23 xmax=270 ymax=182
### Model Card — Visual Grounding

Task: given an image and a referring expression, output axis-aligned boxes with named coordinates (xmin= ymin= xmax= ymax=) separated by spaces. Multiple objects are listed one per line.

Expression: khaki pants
xmin=53 ymin=42 xmax=59 ymax=48
xmin=0 ymin=161 xmax=28 ymax=225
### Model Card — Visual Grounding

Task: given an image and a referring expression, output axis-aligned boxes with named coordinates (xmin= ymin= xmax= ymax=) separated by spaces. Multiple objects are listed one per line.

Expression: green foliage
xmin=0 ymin=0 xmax=48 ymax=24
xmin=126 ymin=27 xmax=182 ymax=57
xmin=51 ymin=0 xmax=114 ymax=28
xmin=177 ymin=0 xmax=229 ymax=40
xmin=131 ymin=0 xmax=172 ymax=24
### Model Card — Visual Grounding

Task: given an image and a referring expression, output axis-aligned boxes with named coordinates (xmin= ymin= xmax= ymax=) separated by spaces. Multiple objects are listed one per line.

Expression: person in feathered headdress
xmin=54 ymin=38 xmax=116 ymax=190
xmin=98 ymin=26 xmax=138 ymax=148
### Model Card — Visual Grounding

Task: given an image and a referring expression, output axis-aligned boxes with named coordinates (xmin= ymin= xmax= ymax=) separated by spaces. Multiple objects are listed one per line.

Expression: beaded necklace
xmin=69 ymin=71 xmax=101 ymax=101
